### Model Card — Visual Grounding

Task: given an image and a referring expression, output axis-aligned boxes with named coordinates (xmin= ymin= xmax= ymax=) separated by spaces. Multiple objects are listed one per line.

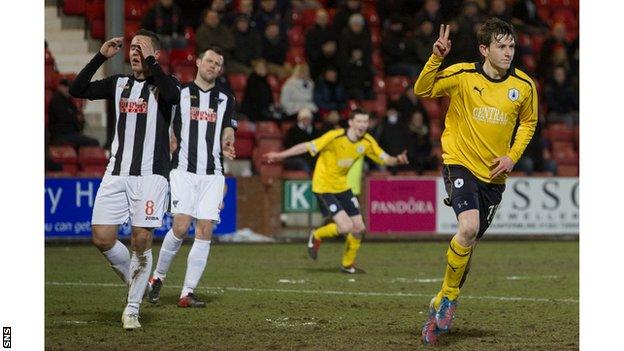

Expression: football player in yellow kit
xmin=264 ymin=110 xmax=408 ymax=273
xmin=414 ymin=18 xmax=537 ymax=345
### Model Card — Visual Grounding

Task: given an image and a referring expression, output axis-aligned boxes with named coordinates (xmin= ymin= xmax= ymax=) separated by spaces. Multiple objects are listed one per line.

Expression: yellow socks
xmin=341 ymin=233 xmax=361 ymax=267
xmin=433 ymin=236 xmax=472 ymax=309
xmin=313 ymin=222 xmax=339 ymax=240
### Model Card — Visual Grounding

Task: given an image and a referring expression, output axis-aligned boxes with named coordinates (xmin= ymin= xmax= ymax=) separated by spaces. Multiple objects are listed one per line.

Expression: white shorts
xmin=92 ymin=174 xmax=169 ymax=228
xmin=170 ymin=169 xmax=225 ymax=221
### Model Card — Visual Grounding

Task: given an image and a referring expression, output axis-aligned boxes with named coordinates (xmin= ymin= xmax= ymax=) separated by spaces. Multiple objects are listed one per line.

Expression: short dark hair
xmin=198 ymin=46 xmax=225 ymax=63
xmin=348 ymin=108 xmax=368 ymax=120
xmin=476 ymin=18 xmax=516 ymax=47
xmin=134 ymin=29 xmax=161 ymax=50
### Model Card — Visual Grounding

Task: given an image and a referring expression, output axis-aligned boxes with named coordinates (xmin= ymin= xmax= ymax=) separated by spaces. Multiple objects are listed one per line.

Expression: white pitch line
xmin=46 ymin=281 xmax=578 ymax=304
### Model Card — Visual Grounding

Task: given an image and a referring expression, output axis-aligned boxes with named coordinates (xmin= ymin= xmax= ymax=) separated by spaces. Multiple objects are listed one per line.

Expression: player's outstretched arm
xmin=413 ymin=24 xmax=452 ymax=98
xmin=70 ymin=37 xmax=123 ymax=100
xmin=384 ymin=150 xmax=409 ymax=167
xmin=263 ymin=142 xmax=309 ymax=164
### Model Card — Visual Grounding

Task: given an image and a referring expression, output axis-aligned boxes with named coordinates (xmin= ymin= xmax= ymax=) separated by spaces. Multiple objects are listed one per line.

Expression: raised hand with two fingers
xmin=433 ymin=24 xmax=452 ymax=58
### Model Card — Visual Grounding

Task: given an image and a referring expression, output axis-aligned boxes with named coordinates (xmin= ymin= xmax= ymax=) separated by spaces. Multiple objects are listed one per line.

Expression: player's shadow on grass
xmin=429 ymin=328 xmax=498 ymax=346
xmin=147 ymin=294 xmax=221 ymax=307
xmin=304 ymin=267 xmax=348 ymax=274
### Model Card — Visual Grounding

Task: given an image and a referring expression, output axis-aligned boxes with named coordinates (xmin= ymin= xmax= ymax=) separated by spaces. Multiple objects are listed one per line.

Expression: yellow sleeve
xmin=508 ymin=79 xmax=538 ymax=163
xmin=413 ymin=54 xmax=462 ymax=98
xmin=363 ymin=134 xmax=389 ymax=165
xmin=306 ymin=129 xmax=344 ymax=156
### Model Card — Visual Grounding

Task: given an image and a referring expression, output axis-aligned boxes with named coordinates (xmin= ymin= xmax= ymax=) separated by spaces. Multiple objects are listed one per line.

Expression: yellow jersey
xmin=306 ymin=128 xmax=388 ymax=193
xmin=414 ymin=54 xmax=538 ymax=184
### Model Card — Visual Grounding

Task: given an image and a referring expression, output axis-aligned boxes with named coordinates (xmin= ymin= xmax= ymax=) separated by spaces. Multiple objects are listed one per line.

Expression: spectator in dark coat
xmin=309 ymin=40 xmax=339 ymax=82
xmin=544 ymin=65 xmax=578 ymax=126
xmin=262 ymin=21 xmax=291 ymax=79
xmin=48 ymin=79 xmax=99 ymax=147
xmin=142 ymin=0 xmax=187 ymax=50
xmin=253 ymin=0 xmax=287 ymax=36
xmin=228 ymin=15 xmax=262 ymax=74
xmin=415 ymin=0 xmax=442 ymax=31
xmin=240 ymin=59 xmax=277 ymax=122
xmin=377 ymin=107 xmax=410 ymax=174
xmin=406 ymin=110 xmax=436 ymax=173
xmin=413 ymin=20 xmax=437 ymax=68
xmin=333 ymin=0 xmax=366 ymax=36
xmin=305 ymin=9 xmax=337 ymax=80
xmin=314 ymin=66 xmax=347 ymax=113
xmin=340 ymin=48 xmax=374 ymax=100
xmin=195 ymin=9 xmax=235 ymax=58
xmin=392 ymin=92 xmax=429 ymax=127
xmin=283 ymin=108 xmax=320 ymax=173
xmin=445 ymin=1 xmax=482 ymax=66
xmin=514 ymin=118 xmax=558 ymax=175
xmin=338 ymin=14 xmax=372 ymax=70
xmin=381 ymin=16 xmax=420 ymax=78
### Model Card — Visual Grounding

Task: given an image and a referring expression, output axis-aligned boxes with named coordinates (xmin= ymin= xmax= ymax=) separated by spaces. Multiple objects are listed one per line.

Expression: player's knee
xmin=131 ymin=228 xmax=153 ymax=251
xmin=91 ymin=230 xmax=115 ymax=251
xmin=457 ymin=220 xmax=479 ymax=243
xmin=336 ymin=221 xmax=353 ymax=234
xmin=172 ymin=222 xmax=190 ymax=238
xmin=352 ymin=222 xmax=366 ymax=234
xmin=194 ymin=221 xmax=214 ymax=241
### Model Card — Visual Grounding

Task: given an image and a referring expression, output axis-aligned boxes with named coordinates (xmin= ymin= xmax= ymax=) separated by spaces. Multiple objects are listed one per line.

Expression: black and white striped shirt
xmin=171 ymin=82 xmax=237 ymax=175
xmin=70 ymin=52 xmax=180 ymax=177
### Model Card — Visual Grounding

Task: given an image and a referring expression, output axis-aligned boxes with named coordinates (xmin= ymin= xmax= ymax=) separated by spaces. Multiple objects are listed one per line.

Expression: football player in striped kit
xmin=70 ymin=29 xmax=180 ymax=330
xmin=147 ymin=46 xmax=237 ymax=308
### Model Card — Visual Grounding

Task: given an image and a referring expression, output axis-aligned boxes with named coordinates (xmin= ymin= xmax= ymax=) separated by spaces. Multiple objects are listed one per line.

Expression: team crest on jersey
xmin=508 ymin=88 xmax=520 ymax=101
xmin=356 ymin=145 xmax=365 ymax=154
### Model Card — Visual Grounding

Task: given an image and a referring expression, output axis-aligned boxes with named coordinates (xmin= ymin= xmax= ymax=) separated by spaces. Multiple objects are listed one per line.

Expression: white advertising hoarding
xmin=436 ymin=177 xmax=579 ymax=235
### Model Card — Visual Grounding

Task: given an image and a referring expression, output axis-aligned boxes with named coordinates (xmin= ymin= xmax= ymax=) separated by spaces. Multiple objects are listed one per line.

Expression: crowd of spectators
xmin=53 ymin=0 xmax=579 ymax=176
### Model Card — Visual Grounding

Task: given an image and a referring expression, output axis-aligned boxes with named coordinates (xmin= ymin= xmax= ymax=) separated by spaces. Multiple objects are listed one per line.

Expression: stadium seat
xmin=235 ymin=120 xmax=255 ymax=138
xmin=370 ymin=27 xmax=381 ymax=48
xmin=89 ymin=18 xmax=105 ymax=40
xmin=373 ymin=75 xmax=385 ymax=94
xmin=551 ymin=141 xmax=577 ymax=165
xmin=125 ymin=0 xmax=146 ymax=20
xmin=361 ymin=99 xmax=385 ymax=117
xmin=531 ymin=171 xmax=555 ymax=177
xmin=45 ymin=47 xmax=55 ymax=66
xmin=385 ymin=75 xmax=410 ymax=99
xmin=49 ymin=145 xmax=79 ymax=175
xmin=172 ymin=64 xmax=197 ymax=83
xmin=396 ymin=170 xmax=418 ymax=176
xmin=85 ymin=0 xmax=105 ymax=21
xmin=372 ymin=50 xmax=384 ymax=71
xmin=63 ymin=0 xmax=86 ymax=15
xmin=280 ymin=121 xmax=295 ymax=137
xmin=169 ymin=47 xmax=197 ymax=67
xmin=368 ymin=170 xmax=391 ymax=177
xmin=78 ymin=146 xmax=108 ymax=166
xmin=45 ymin=64 xmax=60 ymax=89
xmin=363 ymin=7 xmax=380 ymax=28
xmin=557 ymin=164 xmax=578 ymax=177
xmin=184 ymin=26 xmax=196 ymax=47
xmin=124 ymin=20 xmax=142 ymax=41
xmin=509 ymin=171 xmax=528 ymax=177
xmin=45 ymin=170 xmax=75 ymax=178
xmin=234 ymin=137 xmax=254 ymax=159
xmin=255 ymin=121 xmax=281 ymax=140
xmin=546 ymin=123 xmax=574 ymax=142
xmin=287 ymin=26 xmax=305 ymax=47
xmin=228 ymin=73 xmax=248 ymax=92
xmin=421 ymin=98 xmax=441 ymax=121
xmin=77 ymin=170 xmax=106 ymax=178
xmin=421 ymin=170 xmax=440 ymax=176
xmin=256 ymin=138 xmax=283 ymax=151
xmin=286 ymin=46 xmax=306 ymax=65
xmin=281 ymin=170 xmax=310 ymax=179
xmin=298 ymin=8 xmax=318 ymax=29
